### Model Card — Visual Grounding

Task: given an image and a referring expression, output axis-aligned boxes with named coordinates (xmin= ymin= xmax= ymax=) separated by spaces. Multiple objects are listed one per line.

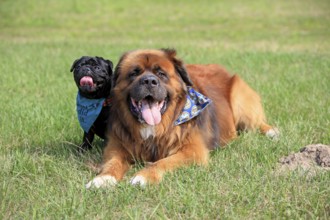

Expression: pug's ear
xmin=106 ymin=59 xmax=113 ymax=74
xmin=70 ymin=58 xmax=80 ymax=72
xmin=96 ymin=56 xmax=113 ymax=75
xmin=161 ymin=48 xmax=193 ymax=86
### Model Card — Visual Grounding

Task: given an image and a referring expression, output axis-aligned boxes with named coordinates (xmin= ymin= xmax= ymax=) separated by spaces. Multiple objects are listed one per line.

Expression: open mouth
xmin=79 ymin=76 xmax=97 ymax=92
xmin=130 ymin=96 xmax=168 ymax=126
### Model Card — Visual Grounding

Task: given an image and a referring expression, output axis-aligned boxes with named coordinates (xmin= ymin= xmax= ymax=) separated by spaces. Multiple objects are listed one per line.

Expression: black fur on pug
xmin=70 ymin=56 xmax=113 ymax=151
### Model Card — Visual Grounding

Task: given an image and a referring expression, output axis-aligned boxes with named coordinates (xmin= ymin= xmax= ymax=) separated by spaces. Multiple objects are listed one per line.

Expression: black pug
xmin=70 ymin=56 xmax=113 ymax=151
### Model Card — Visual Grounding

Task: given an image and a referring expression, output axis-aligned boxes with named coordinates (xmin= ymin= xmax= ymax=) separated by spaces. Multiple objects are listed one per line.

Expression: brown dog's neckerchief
xmin=175 ymin=87 xmax=212 ymax=125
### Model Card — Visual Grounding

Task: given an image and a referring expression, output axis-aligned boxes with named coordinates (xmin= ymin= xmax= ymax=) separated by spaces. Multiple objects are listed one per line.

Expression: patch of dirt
xmin=276 ymin=144 xmax=330 ymax=176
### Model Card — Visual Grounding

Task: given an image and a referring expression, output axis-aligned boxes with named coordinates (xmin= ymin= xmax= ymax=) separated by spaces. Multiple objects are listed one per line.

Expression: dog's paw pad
xmin=130 ymin=175 xmax=147 ymax=187
xmin=86 ymin=175 xmax=117 ymax=189
xmin=266 ymin=128 xmax=280 ymax=140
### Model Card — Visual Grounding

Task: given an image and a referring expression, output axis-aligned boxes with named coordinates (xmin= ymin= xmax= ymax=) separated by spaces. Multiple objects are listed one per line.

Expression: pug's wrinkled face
xmin=70 ymin=56 xmax=113 ymax=99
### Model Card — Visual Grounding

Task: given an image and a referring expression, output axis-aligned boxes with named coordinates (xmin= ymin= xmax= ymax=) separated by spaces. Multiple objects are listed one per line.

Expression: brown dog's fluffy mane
xmin=108 ymin=49 xmax=195 ymax=162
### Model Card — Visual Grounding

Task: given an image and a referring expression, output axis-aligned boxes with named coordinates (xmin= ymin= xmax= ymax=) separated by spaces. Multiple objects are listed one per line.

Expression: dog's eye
xmin=94 ymin=66 xmax=101 ymax=71
xmin=128 ymin=72 xmax=137 ymax=78
xmin=153 ymin=66 xmax=168 ymax=80
xmin=128 ymin=67 xmax=142 ymax=79
xmin=156 ymin=70 xmax=168 ymax=80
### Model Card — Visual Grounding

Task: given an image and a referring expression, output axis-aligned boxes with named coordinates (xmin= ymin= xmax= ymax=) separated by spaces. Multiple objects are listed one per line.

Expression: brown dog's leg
xmin=229 ymin=75 xmax=279 ymax=138
xmin=86 ymin=141 xmax=131 ymax=188
xmin=130 ymin=131 xmax=209 ymax=186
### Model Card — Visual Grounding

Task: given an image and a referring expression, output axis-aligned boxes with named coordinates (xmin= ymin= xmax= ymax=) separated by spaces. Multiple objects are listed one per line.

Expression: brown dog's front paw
xmin=86 ymin=175 xmax=117 ymax=189
xmin=130 ymin=175 xmax=147 ymax=187
xmin=130 ymin=168 xmax=162 ymax=187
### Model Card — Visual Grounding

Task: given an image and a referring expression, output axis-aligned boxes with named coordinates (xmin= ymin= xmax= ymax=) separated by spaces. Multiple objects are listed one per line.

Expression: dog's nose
xmin=82 ymin=66 xmax=92 ymax=74
xmin=140 ymin=74 xmax=159 ymax=87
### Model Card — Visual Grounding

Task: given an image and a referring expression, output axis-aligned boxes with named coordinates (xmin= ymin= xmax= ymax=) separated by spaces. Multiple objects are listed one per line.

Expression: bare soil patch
xmin=276 ymin=144 xmax=330 ymax=176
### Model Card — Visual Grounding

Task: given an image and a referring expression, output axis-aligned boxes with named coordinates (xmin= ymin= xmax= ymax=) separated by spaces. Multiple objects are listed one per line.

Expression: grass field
xmin=0 ymin=0 xmax=329 ymax=219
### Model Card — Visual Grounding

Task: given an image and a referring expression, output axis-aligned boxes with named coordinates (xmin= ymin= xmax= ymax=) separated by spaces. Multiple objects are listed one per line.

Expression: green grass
xmin=0 ymin=0 xmax=329 ymax=219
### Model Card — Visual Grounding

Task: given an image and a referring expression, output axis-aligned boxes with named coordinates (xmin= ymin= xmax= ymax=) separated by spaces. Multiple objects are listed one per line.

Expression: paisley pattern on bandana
xmin=76 ymin=92 xmax=105 ymax=133
xmin=175 ymin=87 xmax=212 ymax=125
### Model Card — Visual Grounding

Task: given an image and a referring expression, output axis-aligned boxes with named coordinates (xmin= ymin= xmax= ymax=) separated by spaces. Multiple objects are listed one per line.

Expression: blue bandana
xmin=76 ymin=92 xmax=105 ymax=133
xmin=175 ymin=87 xmax=212 ymax=125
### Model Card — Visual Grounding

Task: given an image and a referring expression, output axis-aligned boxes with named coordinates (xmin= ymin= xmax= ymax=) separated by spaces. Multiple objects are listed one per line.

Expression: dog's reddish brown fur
xmin=86 ymin=49 xmax=277 ymax=188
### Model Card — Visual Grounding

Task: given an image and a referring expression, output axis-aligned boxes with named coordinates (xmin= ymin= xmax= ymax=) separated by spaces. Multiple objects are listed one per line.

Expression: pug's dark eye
xmin=94 ymin=66 xmax=101 ymax=71
xmin=76 ymin=65 xmax=81 ymax=69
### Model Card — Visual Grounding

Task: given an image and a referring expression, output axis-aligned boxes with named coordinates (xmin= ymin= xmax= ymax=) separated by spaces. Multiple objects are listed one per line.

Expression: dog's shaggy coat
xmin=86 ymin=49 xmax=278 ymax=188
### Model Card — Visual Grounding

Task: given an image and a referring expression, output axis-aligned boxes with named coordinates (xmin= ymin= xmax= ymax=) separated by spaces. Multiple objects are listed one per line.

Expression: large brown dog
xmin=86 ymin=49 xmax=278 ymax=188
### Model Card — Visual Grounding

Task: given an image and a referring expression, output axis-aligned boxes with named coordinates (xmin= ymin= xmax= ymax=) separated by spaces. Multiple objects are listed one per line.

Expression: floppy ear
xmin=70 ymin=58 xmax=80 ymax=72
xmin=112 ymin=52 xmax=129 ymax=88
xmin=105 ymin=59 xmax=113 ymax=74
xmin=161 ymin=48 xmax=193 ymax=86
xmin=96 ymin=56 xmax=113 ymax=75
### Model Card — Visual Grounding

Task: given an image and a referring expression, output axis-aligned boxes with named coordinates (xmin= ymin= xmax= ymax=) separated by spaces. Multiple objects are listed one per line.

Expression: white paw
xmin=266 ymin=128 xmax=280 ymax=140
xmin=85 ymin=175 xmax=117 ymax=189
xmin=130 ymin=175 xmax=147 ymax=187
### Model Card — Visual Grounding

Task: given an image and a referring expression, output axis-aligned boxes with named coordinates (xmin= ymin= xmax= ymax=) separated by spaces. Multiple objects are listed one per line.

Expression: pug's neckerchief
xmin=175 ymin=87 xmax=212 ymax=125
xmin=76 ymin=92 xmax=111 ymax=133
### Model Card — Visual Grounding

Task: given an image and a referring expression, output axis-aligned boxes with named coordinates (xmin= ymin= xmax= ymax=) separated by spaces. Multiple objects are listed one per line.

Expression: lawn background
xmin=0 ymin=0 xmax=329 ymax=219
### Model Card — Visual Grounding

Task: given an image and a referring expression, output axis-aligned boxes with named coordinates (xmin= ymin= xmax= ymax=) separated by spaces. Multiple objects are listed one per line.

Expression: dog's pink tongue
xmin=141 ymin=100 xmax=161 ymax=126
xmin=80 ymin=76 xmax=94 ymax=86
